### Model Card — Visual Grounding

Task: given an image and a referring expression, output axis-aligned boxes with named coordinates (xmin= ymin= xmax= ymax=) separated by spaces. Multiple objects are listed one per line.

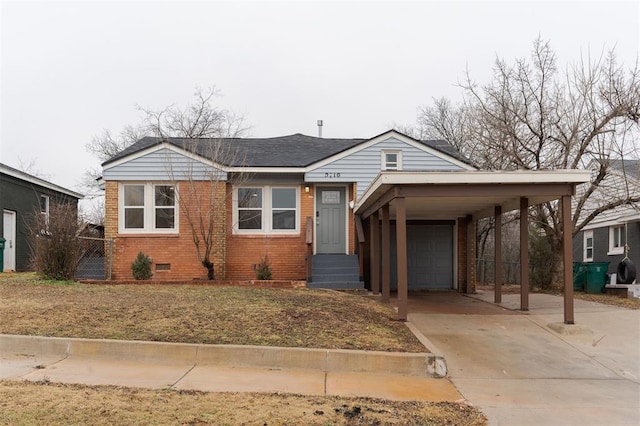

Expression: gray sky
xmin=1 ymin=0 xmax=638 ymax=198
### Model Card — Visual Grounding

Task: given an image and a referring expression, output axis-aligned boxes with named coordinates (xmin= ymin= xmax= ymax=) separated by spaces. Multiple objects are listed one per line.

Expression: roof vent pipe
xmin=317 ymin=120 xmax=323 ymax=138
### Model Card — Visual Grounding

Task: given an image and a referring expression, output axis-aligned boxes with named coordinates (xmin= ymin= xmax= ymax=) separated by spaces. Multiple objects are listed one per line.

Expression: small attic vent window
xmin=382 ymin=150 xmax=402 ymax=170
xmin=155 ymin=263 xmax=171 ymax=271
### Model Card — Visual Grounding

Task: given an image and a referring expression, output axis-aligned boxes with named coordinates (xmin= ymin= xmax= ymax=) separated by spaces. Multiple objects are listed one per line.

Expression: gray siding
xmin=103 ymin=148 xmax=227 ymax=181
xmin=305 ymin=137 xmax=465 ymax=198
xmin=0 ymin=173 xmax=79 ymax=271
xmin=573 ymin=222 xmax=640 ymax=275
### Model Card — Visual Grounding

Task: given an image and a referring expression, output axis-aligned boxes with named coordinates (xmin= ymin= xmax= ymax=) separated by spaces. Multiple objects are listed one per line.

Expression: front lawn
xmin=0 ymin=273 xmax=425 ymax=352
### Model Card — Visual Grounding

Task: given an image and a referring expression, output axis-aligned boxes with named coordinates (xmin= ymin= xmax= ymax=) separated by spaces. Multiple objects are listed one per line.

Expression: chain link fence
xmin=75 ymin=237 xmax=113 ymax=280
xmin=476 ymin=259 xmax=520 ymax=285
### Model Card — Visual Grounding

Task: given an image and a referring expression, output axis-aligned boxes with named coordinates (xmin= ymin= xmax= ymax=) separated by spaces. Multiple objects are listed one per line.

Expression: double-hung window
xmin=237 ymin=187 xmax=263 ymax=230
xmin=583 ymin=230 xmax=593 ymax=261
xmin=609 ymin=225 xmax=625 ymax=255
xmin=234 ymin=186 xmax=298 ymax=234
xmin=120 ymin=183 xmax=177 ymax=233
xmin=382 ymin=150 xmax=402 ymax=170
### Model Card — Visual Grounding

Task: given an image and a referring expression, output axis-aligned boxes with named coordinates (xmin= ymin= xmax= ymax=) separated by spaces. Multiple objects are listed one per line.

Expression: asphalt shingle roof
xmin=103 ymin=132 xmax=472 ymax=168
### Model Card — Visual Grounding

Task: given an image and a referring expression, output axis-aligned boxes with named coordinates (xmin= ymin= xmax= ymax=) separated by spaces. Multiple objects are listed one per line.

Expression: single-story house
xmin=102 ymin=130 xmax=590 ymax=322
xmin=0 ymin=162 xmax=83 ymax=272
xmin=573 ymin=160 xmax=639 ymax=284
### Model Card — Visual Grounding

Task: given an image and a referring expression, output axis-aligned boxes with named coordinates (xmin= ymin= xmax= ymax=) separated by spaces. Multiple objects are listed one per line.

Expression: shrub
xmin=255 ymin=255 xmax=272 ymax=280
xmin=529 ymin=231 xmax=556 ymax=289
xmin=131 ymin=252 xmax=153 ymax=280
xmin=29 ymin=202 xmax=82 ymax=281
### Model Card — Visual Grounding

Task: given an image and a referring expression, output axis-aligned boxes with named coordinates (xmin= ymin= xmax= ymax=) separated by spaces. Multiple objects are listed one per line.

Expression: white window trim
xmin=381 ymin=150 xmax=402 ymax=171
xmin=40 ymin=194 xmax=50 ymax=223
xmin=118 ymin=182 xmax=179 ymax=234
xmin=608 ymin=225 xmax=625 ymax=255
xmin=583 ymin=230 xmax=593 ymax=262
xmin=232 ymin=185 xmax=300 ymax=235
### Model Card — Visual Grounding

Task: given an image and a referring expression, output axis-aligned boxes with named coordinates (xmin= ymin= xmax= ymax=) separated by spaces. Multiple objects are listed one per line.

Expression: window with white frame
xmin=583 ymin=230 xmax=593 ymax=261
xmin=120 ymin=183 xmax=177 ymax=233
xmin=234 ymin=186 xmax=298 ymax=234
xmin=40 ymin=194 xmax=49 ymax=223
xmin=381 ymin=150 xmax=402 ymax=170
xmin=609 ymin=225 xmax=625 ymax=255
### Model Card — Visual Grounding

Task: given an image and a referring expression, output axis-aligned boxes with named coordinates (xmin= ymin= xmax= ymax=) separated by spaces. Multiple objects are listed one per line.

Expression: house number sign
xmin=324 ymin=172 xmax=341 ymax=178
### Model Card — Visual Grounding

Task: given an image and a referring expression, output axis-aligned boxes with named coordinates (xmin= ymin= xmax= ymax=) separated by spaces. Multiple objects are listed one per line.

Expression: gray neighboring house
xmin=0 ymin=163 xmax=83 ymax=272
xmin=573 ymin=160 xmax=640 ymax=283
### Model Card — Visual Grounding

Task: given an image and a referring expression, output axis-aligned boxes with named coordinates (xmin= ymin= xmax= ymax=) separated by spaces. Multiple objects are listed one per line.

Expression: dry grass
xmin=0 ymin=381 xmax=486 ymax=425
xmin=0 ymin=273 xmax=425 ymax=352
xmin=0 ymin=273 xmax=491 ymax=424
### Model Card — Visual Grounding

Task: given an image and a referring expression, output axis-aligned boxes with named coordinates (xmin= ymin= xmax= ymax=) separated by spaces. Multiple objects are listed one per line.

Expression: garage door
xmin=391 ymin=223 xmax=454 ymax=290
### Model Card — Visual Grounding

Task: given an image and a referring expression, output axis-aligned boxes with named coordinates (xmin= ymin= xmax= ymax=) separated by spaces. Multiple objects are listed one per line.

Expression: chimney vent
xmin=317 ymin=120 xmax=323 ymax=138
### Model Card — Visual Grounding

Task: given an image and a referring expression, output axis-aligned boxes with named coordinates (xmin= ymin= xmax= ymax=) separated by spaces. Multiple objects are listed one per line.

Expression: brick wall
xmin=226 ymin=183 xmax=313 ymax=280
xmin=105 ymin=181 xmax=227 ymax=281
xmin=457 ymin=218 xmax=467 ymax=292
xmin=106 ymin=181 xmax=357 ymax=282
xmin=456 ymin=217 xmax=476 ymax=293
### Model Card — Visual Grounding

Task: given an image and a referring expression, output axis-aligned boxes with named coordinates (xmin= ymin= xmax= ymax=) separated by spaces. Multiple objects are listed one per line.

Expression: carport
xmin=354 ymin=170 xmax=591 ymax=323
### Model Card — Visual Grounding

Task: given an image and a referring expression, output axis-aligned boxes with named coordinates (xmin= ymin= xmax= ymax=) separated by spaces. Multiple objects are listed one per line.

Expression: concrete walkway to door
xmin=406 ymin=291 xmax=640 ymax=426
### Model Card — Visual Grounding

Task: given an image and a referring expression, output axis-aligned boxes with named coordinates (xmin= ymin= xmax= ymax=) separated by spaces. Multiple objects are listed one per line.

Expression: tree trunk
xmin=202 ymin=259 xmax=215 ymax=280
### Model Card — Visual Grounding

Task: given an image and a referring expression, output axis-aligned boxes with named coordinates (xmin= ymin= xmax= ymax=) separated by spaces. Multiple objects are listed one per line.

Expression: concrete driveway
xmin=408 ymin=292 xmax=640 ymax=426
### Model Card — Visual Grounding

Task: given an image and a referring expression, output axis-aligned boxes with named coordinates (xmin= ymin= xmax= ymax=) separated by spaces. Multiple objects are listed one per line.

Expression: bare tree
xmin=141 ymin=87 xmax=249 ymax=140
xmin=161 ymin=139 xmax=250 ymax=280
xmin=84 ymin=86 xmax=249 ymax=219
xmin=28 ymin=202 xmax=83 ymax=280
xmin=417 ymin=37 xmax=640 ymax=286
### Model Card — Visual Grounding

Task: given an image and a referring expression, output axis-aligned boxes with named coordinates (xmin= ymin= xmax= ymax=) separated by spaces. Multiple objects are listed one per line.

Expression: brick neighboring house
xmin=102 ymin=129 xmax=589 ymax=321
xmin=0 ymin=163 xmax=83 ymax=272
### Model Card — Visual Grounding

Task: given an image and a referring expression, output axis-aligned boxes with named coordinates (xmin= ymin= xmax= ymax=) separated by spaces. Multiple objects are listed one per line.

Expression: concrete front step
xmin=311 ymin=274 xmax=361 ymax=282
xmin=307 ymin=281 xmax=365 ymax=289
xmin=311 ymin=255 xmax=361 ymax=288
xmin=312 ymin=254 xmax=359 ymax=267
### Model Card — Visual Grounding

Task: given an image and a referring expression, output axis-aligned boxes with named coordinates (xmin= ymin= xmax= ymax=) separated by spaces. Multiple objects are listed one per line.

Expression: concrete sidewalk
xmin=0 ymin=334 xmax=461 ymax=402
xmin=409 ymin=292 xmax=640 ymax=426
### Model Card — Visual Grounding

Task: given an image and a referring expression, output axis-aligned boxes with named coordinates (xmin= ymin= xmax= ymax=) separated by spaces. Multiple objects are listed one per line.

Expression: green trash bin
xmin=585 ymin=262 xmax=609 ymax=294
xmin=573 ymin=262 xmax=587 ymax=291
xmin=0 ymin=238 xmax=5 ymax=273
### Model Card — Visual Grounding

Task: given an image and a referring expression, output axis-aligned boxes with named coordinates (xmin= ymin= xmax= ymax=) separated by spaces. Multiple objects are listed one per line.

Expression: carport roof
xmin=355 ymin=170 xmax=592 ymax=220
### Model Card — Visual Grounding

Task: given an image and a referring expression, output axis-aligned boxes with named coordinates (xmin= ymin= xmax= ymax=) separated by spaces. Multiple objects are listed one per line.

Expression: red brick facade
xmin=456 ymin=216 xmax=476 ymax=293
xmin=105 ymin=181 xmax=357 ymax=282
xmin=105 ymin=181 xmax=227 ymax=281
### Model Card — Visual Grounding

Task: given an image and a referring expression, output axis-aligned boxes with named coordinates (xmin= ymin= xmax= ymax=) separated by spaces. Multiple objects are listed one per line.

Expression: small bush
xmin=255 ymin=255 xmax=272 ymax=280
xmin=131 ymin=252 xmax=153 ymax=280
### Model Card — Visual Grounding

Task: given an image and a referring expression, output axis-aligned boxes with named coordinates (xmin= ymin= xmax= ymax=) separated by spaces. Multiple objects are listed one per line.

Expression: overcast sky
xmin=1 ymin=0 xmax=638 ymax=199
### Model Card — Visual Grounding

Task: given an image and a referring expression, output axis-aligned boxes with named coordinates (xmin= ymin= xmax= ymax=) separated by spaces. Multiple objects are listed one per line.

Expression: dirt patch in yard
xmin=0 ymin=273 xmax=425 ymax=352
xmin=0 ymin=381 xmax=486 ymax=425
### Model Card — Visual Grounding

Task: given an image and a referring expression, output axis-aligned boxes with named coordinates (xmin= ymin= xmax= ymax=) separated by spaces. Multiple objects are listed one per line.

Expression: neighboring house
xmin=573 ymin=160 xmax=640 ymax=282
xmin=102 ymin=130 xmax=589 ymax=320
xmin=0 ymin=163 xmax=83 ymax=272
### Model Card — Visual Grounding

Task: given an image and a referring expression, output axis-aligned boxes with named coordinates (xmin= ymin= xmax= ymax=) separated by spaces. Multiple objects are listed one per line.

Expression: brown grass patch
xmin=0 ymin=381 xmax=486 ymax=425
xmin=0 ymin=273 xmax=425 ymax=352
